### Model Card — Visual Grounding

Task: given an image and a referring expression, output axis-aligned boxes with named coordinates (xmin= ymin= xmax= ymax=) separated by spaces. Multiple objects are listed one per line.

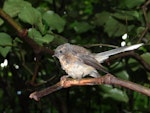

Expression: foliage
xmin=0 ymin=0 xmax=150 ymax=113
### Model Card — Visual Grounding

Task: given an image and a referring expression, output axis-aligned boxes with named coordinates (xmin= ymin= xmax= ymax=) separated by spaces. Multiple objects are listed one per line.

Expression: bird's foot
xmin=60 ymin=75 xmax=70 ymax=87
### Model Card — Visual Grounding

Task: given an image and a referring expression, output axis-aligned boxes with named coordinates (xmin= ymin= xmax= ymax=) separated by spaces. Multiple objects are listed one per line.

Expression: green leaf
xmin=93 ymin=11 xmax=110 ymax=26
xmin=18 ymin=6 xmax=41 ymax=25
xmin=113 ymin=11 xmax=140 ymax=21
xmin=28 ymin=28 xmax=54 ymax=45
xmin=3 ymin=0 xmax=31 ymax=17
xmin=28 ymin=28 xmax=42 ymax=45
xmin=104 ymin=16 xmax=126 ymax=37
xmin=101 ymin=85 xmax=129 ymax=103
xmin=37 ymin=21 xmax=48 ymax=35
xmin=0 ymin=33 xmax=12 ymax=57
xmin=141 ymin=53 xmax=150 ymax=65
xmin=52 ymin=34 xmax=68 ymax=45
xmin=110 ymin=62 xmax=129 ymax=80
xmin=70 ymin=21 xmax=94 ymax=33
xmin=136 ymin=27 xmax=145 ymax=35
xmin=0 ymin=18 xmax=4 ymax=26
xmin=128 ymin=58 xmax=141 ymax=71
xmin=42 ymin=34 xmax=54 ymax=43
xmin=42 ymin=11 xmax=66 ymax=33
xmin=119 ymin=0 xmax=145 ymax=9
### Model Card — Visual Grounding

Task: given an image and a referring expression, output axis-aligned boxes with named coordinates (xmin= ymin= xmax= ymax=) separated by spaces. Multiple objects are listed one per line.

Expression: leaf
xmin=136 ymin=27 xmax=145 ymax=35
xmin=113 ymin=10 xmax=140 ymax=21
xmin=42 ymin=34 xmax=54 ymax=43
xmin=28 ymin=28 xmax=54 ymax=45
xmin=3 ymin=0 xmax=31 ymax=17
xmin=110 ymin=62 xmax=129 ymax=80
xmin=119 ymin=0 xmax=145 ymax=9
xmin=42 ymin=11 xmax=66 ymax=33
xmin=18 ymin=6 xmax=41 ymax=25
xmin=70 ymin=21 xmax=94 ymax=33
xmin=37 ymin=20 xmax=48 ymax=35
xmin=93 ymin=11 xmax=110 ymax=26
xmin=28 ymin=28 xmax=42 ymax=45
xmin=115 ymin=70 xmax=129 ymax=80
xmin=128 ymin=58 xmax=141 ymax=71
xmin=104 ymin=16 xmax=126 ymax=37
xmin=141 ymin=53 xmax=150 ymax=65
xmin=52 ymin=34 xmax=68 ymax=45
xmin=0 ymin=18 xmax=4 ymax=26
xmin=100 ymin=85 xmax=129 ymax=103
xmin=0 ymin=33 xmax=12 ymax=57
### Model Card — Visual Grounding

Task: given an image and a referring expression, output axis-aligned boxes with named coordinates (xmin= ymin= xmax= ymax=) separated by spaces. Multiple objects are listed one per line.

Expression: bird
xmin=54 ymin=43 xmax=143 ymax=79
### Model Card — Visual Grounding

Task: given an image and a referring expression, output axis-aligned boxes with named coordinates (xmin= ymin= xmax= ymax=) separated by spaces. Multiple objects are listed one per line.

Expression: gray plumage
xmin=54 ymin=43 xmax=143 ymax=79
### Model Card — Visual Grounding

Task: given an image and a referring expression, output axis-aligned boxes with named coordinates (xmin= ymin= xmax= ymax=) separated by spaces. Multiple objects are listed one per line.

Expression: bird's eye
xmin=59 ymin=50 xmax=63 ymax=53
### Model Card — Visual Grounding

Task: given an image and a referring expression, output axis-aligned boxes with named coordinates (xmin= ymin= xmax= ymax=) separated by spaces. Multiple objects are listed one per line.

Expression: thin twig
xmin=108 ymin=51 xmax=150 ymax=72
xmin=138 ymin=0 xmax=150 ymax=43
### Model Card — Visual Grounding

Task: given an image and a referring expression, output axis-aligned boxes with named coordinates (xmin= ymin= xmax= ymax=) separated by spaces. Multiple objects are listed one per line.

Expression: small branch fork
xmin=138 ymin=0 xmax=150 ymax=43
xmin=29 ymin=73 xmax=150 ymax=101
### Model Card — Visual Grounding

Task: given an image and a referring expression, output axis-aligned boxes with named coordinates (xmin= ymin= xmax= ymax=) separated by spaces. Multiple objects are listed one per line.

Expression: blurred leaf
xmin=28 ymin=28 xmax=54 ymax=45
xmin=42 ymin=34 xmax=54 ymax=43
xmin=136 ymin=27 xmax=145 ymax=35
xmin=28 ymin=28 xmax=42 ymax=45
xmin=141 ymin=53 xmax=150 ymax=65
xmin=43 ymin=11 xmax=66 ymax=33
xmin=0 ymin=18 xmax=4 ymax=26
xmin=104 ymin=16 xmax=126 ymax=37
xmin=101 ymin=85 xmax=129 ymax=102
xmin=0 ymin=33 xmax=12 ymax=57
xmin=110 ymin=62 xmax=129 ymax=80
xmin=3 ymin=0 xmax=31 ymax=17
xmin=113 ymin=10 xmax=139 ymax=21
xmin=18 ymin=6 xmax=41 ymax=25
xmin=128 ymin=58 xmax=141 ymax=71
xmin=115 ymin=70 xmax=129 ymax=80
xmin=37 ymin=20 xmax=47 ymax=35
xmin=119 ymin=0 xmax=145 ymax=9
xmin=70 ymin=21 xmax=94 ymax=33
xmin=43 ymin=0 xmax=53 ymax=4
xmin=93 ymin=11 xmax=110 ymax=26
xmin=52 ymin=34 xmax=68 ymax=45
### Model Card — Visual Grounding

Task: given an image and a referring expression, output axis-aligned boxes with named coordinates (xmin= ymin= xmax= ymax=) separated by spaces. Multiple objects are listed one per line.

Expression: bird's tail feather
xmin=94 ymin=43 xmax=143 ymax=63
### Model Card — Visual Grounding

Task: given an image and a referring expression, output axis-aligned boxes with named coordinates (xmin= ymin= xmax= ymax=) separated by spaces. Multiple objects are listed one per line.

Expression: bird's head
xmin=53 ymin=43 xmax=71 ymax=58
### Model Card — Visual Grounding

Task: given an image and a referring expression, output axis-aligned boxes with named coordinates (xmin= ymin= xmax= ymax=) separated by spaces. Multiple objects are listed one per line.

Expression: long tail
xmin=94 ymin=43 xmax=143 ymax=63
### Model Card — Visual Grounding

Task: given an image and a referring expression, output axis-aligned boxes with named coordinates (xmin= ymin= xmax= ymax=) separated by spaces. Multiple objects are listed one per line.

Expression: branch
xmin=138 ymin=0 xmax=150 ymax=43
xmin=108 ymin=51 xmax=150 ymax=72
xmin=29 ymin=74 xmax=150 ymax=101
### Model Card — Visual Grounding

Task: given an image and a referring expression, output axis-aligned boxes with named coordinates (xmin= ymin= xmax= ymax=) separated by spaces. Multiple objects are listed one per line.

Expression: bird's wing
xmin=78 ymin=54 xmax=108 ymax=74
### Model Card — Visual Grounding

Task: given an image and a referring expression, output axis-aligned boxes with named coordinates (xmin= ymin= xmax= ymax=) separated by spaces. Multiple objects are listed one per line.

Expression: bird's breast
xmin=59 ymin=56 xmax=95 ymax=79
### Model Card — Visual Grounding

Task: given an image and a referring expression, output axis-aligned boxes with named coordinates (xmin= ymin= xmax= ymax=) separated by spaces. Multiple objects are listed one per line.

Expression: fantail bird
xmin=54 ymin=43 xmax=143 ymax=79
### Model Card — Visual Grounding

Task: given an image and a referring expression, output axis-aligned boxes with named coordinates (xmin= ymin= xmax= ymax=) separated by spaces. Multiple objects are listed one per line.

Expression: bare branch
xmin=29 ymin=74 xmax=150 ymax=101
xmin=108 ymin=51 xmax=150 ymax=72
xmin=138 ymin=0 xmax=150 ymax=43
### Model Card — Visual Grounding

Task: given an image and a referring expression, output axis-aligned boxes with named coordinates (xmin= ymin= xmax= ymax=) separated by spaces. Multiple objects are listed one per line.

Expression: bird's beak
xmin=52 ymin=54 xmax=56 ymax=57
xmin=52 ymin=53 xmax=59 ymax=58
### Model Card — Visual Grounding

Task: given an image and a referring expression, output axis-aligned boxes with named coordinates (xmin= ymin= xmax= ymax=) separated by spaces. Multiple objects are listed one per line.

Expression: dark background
xmin=0 ymin=0 xmax=150 ymax=113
